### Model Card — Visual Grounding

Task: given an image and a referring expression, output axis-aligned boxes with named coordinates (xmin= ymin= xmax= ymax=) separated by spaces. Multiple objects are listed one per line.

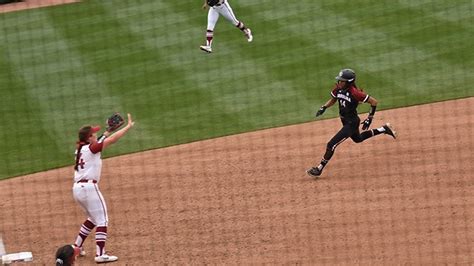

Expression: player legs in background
xmin=200 ymin=7 xmax=219 ymax=53
xmin=218 ymin=2 xmax=253 ymax=42
xmin=200 ymin=0 xmax=252 ymax=53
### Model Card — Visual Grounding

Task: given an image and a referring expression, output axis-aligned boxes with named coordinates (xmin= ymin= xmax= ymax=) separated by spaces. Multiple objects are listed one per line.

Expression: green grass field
xmin=0 ymin=0 xmax=472 ymax=179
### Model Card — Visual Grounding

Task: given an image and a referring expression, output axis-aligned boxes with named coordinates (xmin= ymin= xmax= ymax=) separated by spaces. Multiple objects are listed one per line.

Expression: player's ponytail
xmin=75 ymin=125 xmax=100 ymax=170
xmin=55 ymin=245 xmax=76 ymax=266
xmin=74 ymin=144 xmax=84 ymax=171
xmin=351 ymin=82 xmax=365 ymax=92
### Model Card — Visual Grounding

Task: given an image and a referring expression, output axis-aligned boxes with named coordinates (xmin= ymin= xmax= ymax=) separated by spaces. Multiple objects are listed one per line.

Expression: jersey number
xmin=339 ymin=99 xmax=347 ymax=108
xmin=75 ymin=153 xmax=86 ymax=170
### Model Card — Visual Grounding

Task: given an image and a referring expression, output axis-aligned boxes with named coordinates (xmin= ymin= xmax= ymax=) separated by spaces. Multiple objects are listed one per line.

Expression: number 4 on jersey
xmin=339 ymin=99 xmax=346 ymax=108
xmin=75 ymin=153 xmax=85 ymax=170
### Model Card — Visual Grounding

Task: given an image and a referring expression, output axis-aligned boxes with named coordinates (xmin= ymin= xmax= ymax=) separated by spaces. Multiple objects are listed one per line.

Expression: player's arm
xmin=366 ymin=96 xmax=378 ymax=117
xmin=316 ymin=98 xmax=336 ymax=117
xmin=96 ymin=130 xmax=111 ymax=143
xmin=353 ymin=88 xmax=378 ymax=118
xmin=202 ymin=0 xmax=208 ymax=9
xmin=361 ymin=96 xmax=378 ymax=130
xmin=323 ymin=98 xmax=337 ymax=108
xmin=103 ymin=114 xmax=135 ymax=150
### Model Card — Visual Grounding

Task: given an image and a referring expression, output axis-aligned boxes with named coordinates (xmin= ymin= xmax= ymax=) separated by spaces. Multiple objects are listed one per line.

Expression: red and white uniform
xmin=72 ymin=140 xmax=108 ymax=227
xmin=207 ymin=0 xmax=240 ymax=29
xmin=74 ymin=142 xmax=103 ymax=183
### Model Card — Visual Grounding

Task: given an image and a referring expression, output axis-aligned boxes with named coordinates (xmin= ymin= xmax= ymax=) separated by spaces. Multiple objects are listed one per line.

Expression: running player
xmin=307 ymin=69 xmax=397 ymax=177
xmin=72 ymin=114 xmax=134 ymax=263
xmin=200 ymin=0 xmax=253 ymax=53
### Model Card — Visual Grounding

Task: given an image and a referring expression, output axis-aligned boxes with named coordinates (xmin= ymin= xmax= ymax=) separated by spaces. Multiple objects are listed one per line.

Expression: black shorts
xmin=327 ymin=116 xmax=369 ymax=151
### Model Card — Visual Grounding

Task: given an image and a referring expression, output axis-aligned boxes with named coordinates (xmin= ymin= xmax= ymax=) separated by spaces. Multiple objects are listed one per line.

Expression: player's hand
xmin=315 ymin=106 xmax=326 ymax=117
xmin=361 ymin=116 xmax=373 ymax=130
xmin=127 ymin=113 xmax=135 ymax=128
xmin=202 ymin=3 xmax=208 ymax=10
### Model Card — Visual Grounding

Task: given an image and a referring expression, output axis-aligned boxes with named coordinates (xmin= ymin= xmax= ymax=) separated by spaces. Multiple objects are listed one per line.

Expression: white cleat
xmin=244 ymin=28 xmax=253 ymax=42
xmin=95 ymin=254 xmax=118 ymax=263
xmin=199 ymin=45 xmax=212 ymax=53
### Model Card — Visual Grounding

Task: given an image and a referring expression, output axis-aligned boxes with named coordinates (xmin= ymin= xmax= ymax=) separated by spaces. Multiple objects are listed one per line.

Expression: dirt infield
xmin=1 ymin=98 xmax=473 ymax=265
xmin=0 ymin=0 xmax=77 ymax=14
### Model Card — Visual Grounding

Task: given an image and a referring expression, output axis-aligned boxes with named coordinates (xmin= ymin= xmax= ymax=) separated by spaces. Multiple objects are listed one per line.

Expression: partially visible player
xmin=71 ymin=114 xmax=134 ymax=263
xmin=200 ymin=0 xmax=253 ymax=53
xmin=55 ymin=245 xmax=80 ymax=266
xmin=307 ymin=69 xmax=397 ymax=177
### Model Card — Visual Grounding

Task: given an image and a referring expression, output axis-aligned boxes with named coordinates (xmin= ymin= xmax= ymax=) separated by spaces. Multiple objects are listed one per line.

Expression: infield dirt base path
xmin=0 ymin=98 xmax=473 ymax=265
xmin=0 ymin=0 xmax=77 ymax=13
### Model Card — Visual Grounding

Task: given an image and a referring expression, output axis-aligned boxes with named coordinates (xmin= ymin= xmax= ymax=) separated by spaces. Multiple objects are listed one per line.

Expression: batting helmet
xmin=335 ymin=69 xmax=356 ymax=83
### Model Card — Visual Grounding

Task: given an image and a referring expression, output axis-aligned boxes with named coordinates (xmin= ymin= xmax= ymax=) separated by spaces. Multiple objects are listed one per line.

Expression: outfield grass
xmin=0 ymin=0 xmax=472 ymax=179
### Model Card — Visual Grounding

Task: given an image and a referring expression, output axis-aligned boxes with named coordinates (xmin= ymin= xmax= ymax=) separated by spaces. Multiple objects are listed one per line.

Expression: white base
xmin=2 ymin=252 xmax=33 ymax=264
xmin=0 ymin=236 xmax=5 ymax=256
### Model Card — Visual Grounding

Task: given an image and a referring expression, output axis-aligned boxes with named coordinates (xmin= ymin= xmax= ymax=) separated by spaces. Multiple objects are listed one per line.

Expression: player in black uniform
xmin=307 ymin=69 xmax=397 ymax=177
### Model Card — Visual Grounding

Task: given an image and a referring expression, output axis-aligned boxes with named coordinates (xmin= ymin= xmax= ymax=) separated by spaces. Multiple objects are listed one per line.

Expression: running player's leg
xmin=201 ymin=8 xmax=219 ymax=51
xmin=351 ymin=125 xmax=395 ymax=143
xmin=217 ymin=2 xmax=252 ymax=42
xmin=310 ymin=124 xmax=353 ymax=175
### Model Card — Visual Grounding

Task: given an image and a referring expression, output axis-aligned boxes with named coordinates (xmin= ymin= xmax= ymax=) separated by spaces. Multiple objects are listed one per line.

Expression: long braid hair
xmin=74 ymin=126 xmax=93 ymax=171
xmin=352 ymin=82 xmax=364 ymax=91
xmin=74 ymin=143 xmax=86 ymax=171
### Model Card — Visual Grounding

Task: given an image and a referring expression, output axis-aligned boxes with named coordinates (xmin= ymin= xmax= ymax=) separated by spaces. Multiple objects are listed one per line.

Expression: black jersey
xmin=331 ymin=85 xmax=370 ymax=118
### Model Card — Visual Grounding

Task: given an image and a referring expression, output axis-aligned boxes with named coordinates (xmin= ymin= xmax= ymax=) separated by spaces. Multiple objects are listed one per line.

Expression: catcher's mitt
xmin=106 ymin=112 xmax=125 ymax=132
xmin=207 ymin=0 xmax=219 ymax=7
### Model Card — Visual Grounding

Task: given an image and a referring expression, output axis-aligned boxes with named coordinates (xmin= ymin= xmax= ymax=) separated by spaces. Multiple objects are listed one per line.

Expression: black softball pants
xmin=323 ymin=116 xmax=374 ymax=160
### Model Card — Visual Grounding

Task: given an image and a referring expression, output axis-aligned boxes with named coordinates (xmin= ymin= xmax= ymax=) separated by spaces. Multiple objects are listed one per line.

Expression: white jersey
xmin=73 ymin=142 xmax=104 ymax=183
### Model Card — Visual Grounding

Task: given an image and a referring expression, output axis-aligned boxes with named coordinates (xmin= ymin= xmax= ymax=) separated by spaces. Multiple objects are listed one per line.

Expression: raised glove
xmin=106 ymin=112 xmax=125 ymax=132
xmin=316 ymin=106 xmax=326 ymax=117
xmin=207 ymin=0 xmax=219 ymax=6
xmin=361 ymin=116 xmax=373 ymax=130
